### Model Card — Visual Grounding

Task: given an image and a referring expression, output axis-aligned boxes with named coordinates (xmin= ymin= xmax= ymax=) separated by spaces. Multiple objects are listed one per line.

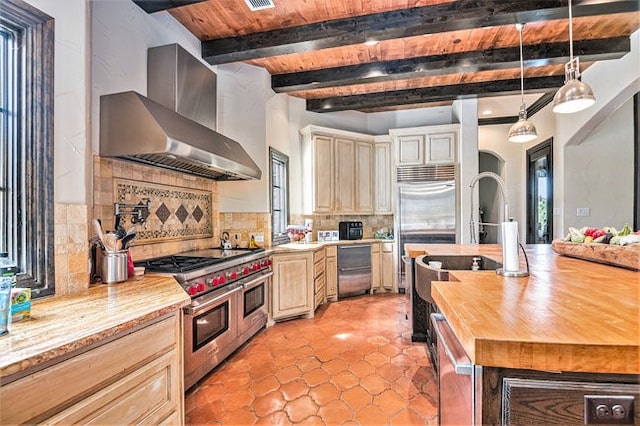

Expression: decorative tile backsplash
xmin=290 ymin=214 xmax=394 ymax=240
xmin=219 ymin=212 xmax=272 ymax=248
xmin=94 ymin=156 xmax=219 ymax=260
xmin=114 ymin=178 xmax=213 ymax=243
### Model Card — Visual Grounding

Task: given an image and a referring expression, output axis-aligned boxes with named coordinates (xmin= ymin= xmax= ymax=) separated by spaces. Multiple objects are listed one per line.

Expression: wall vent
xmin=244 ymin=0 xmax=275 ymax=11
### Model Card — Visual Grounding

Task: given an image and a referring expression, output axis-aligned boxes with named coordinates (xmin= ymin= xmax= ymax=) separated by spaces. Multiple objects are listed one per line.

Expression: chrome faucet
xmin=468 ymin=171 xmax=509 ymax=243
xmin=468 ymin=172 xmax=529 ymax=277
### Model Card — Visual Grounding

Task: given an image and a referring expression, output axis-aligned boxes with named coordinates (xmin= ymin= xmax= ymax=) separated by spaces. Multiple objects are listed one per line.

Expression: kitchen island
xmin=407 ymin=243 xmax=639 ymax=424
xmin=0 ymin=275 xmax=189 ymax=425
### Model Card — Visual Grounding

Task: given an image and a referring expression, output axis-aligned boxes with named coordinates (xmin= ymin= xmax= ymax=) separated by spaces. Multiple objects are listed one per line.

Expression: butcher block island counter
xmin=0 ymin=275 xmax=189 ymax=425
xmin=407 ymin=243 xmax=639 ymax=425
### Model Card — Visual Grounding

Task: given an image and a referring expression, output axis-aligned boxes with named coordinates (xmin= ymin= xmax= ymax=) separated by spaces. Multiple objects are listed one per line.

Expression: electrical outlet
xmin=254 ymin=233 xmax=264 ymax=243
xmin=576 ymin=207 xmax=591 ymax=217
xmin=585 ymin=395 xmax=634 ymax=424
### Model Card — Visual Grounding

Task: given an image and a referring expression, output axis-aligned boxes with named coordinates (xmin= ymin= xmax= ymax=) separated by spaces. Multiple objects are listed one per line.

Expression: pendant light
xmin=552 ymin=0 xmax=596 ymax=113
xmin=507 ymin=23 xmax=538 ymax=143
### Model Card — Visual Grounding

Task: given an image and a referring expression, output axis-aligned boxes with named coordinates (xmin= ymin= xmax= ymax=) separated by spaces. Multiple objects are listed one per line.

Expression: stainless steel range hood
xmin=99 ymin=44 xmax=261 ymax=181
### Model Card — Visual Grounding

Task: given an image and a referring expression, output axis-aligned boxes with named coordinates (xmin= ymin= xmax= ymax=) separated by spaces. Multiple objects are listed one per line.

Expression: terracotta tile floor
xmin=185 ymin=293 xmax=438 ymax=425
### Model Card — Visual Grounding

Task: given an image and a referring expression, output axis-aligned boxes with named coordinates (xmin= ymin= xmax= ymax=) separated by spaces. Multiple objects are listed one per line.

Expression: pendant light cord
xmin=518 ymin=23 xmax=525 ymax=108
xmin=569 ymin=0 xmax=574 ymax=60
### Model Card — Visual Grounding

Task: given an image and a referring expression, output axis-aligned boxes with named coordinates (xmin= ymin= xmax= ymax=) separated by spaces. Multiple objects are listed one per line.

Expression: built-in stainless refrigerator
xmin=395 ymin=164 xmax=456 ymax=341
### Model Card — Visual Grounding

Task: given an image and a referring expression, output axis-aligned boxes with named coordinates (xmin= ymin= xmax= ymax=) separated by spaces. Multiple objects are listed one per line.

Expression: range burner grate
xmin=137 ymin=255 xmax=222 ymax=273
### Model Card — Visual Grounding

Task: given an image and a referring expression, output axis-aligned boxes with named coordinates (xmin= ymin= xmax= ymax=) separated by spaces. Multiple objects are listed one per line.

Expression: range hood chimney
xmin=100 ymin=44 xmax=261 ymax=181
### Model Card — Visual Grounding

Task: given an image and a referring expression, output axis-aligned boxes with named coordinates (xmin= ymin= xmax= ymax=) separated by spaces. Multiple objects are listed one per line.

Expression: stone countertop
xmin=272 ymin=238 xmax=395 ymax=253
xmin=0 ymin=275 xmax=189 ymax=380
xmin=408 ymin=243 xmax=639 ymax=375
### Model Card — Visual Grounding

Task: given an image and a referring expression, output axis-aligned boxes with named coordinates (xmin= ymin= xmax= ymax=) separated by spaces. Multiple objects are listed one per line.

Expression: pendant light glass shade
xmin=508 ymin=23 xmax=537 ymax=143
xmin=552 ymin=0 xmax=596 ymax=114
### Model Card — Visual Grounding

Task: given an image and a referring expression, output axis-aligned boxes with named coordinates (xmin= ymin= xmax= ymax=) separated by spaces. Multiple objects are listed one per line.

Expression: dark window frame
xmin=269 ymin=147 xmax=289 ymax=246
xmin=1 ymin=0 xmax=55 ymax=297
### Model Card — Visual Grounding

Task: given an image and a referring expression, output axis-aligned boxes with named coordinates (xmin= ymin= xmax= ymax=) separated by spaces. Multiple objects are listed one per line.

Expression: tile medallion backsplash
xmin=114 ymin=178 xmax=212 ymax=243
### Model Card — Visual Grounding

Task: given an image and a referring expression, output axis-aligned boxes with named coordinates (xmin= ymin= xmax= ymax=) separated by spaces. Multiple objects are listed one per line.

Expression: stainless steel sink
xmin=414 ymin=255 xmax=502 ymax=303
xmin=422 ymin=255 xmax=502 ymax=271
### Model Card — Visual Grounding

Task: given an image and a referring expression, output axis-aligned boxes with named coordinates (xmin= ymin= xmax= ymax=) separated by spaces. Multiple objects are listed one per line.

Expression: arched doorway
xmin=478 ymin=151 xmax=504 ymax=244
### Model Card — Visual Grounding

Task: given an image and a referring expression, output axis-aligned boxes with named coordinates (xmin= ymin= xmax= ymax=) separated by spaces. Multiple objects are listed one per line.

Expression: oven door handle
xmin=241 ymin=271 xmax=274 ymax=289
xmin=184 ymin=285 xmax=243 ymax=315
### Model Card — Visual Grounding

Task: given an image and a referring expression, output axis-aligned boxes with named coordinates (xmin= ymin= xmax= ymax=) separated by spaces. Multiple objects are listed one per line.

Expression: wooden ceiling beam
xmin=306 ymin=76 xmax=566 ymax=113
xmin=132 ymin=0 xmax=208 ymax=14
xmin=201 ymin=0 xmax=638 ymax=65
xmin=272 ymin=37 xmax=630 ymax=92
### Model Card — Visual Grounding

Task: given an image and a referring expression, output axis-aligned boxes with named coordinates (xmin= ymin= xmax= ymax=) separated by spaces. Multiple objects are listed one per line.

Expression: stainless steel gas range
xmin=136 ymin=248 xmax=273 ymax=390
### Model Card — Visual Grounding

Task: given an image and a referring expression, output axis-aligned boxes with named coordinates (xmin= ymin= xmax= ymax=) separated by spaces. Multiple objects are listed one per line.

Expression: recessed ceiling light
xmin=364 ymin=40 xmax=379 ymax=46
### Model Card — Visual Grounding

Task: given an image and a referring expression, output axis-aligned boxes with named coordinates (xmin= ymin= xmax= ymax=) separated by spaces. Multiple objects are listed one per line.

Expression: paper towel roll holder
xmin=496 ymin=240 xmax=530 ymax=277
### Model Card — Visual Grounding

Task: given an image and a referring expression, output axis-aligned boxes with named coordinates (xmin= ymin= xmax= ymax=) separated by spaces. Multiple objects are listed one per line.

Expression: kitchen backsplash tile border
xmin=94 ymin=156 xmax=221 ymax=261
xmin=114 ymin=178 xmax=213 ymax=242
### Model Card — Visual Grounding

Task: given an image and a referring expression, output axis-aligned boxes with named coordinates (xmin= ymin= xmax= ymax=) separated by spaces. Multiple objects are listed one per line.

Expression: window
xmin=1 ymin=0 xmax=55 ymax=297
xmin=270 ymin=148 xmax=289 ymax=246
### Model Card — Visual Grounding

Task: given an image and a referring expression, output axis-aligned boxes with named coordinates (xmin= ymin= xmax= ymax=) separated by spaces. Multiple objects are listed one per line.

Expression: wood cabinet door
xmin=396 ymin=134 xmax=425 ymax=165
xmin=371 ymin=244 xmax=381 ymax=292
xmin=426 ymin=131 xmax=456 ymax=164
xmin=355 ymin=141 xmax=374 ymax=214
xmin=313 ymin=135 xmax=335 ymax=213
xmin=335 ymin=138 xmax=356 ymax=212
xmin=374 ymin=141 xmax=393 ymax=214
xmin=325 ymin=253 xmax=337 ymax=299
xmin=272 ymin=253 xmax=313 ymax=320
xmin=381 ymin=243 xmax=396 ymax=290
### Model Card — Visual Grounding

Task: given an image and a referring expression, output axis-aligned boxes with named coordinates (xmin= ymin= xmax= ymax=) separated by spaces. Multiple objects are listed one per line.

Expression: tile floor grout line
xmin=185 ymin=294 xmax=438 ymax=425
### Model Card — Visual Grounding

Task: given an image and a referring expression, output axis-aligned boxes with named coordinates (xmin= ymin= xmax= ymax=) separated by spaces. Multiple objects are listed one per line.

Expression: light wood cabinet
xmin=312 ymin=135 xmax=335 ymax=213
xmin=335 ymin=138 xmax=356 ymax=212
xmin=0 ymin=313 xmax=183 ymax=425
xmin=381 ymin=242 xmax=396 ymax=291
xmin=272 ymin=252 xmax=314 ymax=320
xmin=355 ymin=141 xmax=374 ymax=213
xmin=313 ymin=248 xmax=326 ymax=309
xmin=371 ymin=243 xmax=381 ymax=292
xmin=374 ymin=136 xmax=393 ymax=214
xmin=300 ymin=125 xmax=374 ymax=214
xmin=391 ymin=125 xmax=459 ymax=166
xmin=426 ymin=131 xmax=456 ymax=164
xmin=372 ymin=242 xmax=396 ymax=293
xmin=396 ymin=134 xmax=425 ymax=165
xmin=325 ymin=246 xmax=338 ymax=300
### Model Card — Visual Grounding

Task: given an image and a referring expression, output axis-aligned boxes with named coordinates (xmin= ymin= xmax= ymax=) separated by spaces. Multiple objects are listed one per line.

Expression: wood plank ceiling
xmin=134 ymin=0 xmax=640 ymax=114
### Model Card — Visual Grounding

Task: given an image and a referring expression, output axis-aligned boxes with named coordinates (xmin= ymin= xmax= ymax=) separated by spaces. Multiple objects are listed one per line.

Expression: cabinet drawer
xmin=502 ymin=378 xmax=640 ymax=425
xmin=326 ymin=245 xmax=337 ymax=257
xmin=45 ymin=351 xmax=180 ymax=425
xmin=1 ymin=315 xmax=178 ymax=425
xmin=382 ymin=243 xmax=394 ymax=253
xmin=372 ymin=243 xmax=380 ymax=253
xmin=314 ymin=249 xmax=326 ymax=264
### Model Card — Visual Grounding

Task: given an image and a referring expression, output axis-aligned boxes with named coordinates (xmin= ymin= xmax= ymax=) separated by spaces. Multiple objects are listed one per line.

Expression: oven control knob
xmin=196 ymin=282 xmax=206 ymax=292
xmin=187 ymin=285 xmax=198 ymax=296
xmin=261 ymin=260 xmax=269 ymax=268
xmin=267 ymin=259 xmax=272 ymax=266
xmin=209 ymin=277 xmax=219 ymax=286
xmin=219 ymin=275 xmax=226 ymax=284
xmin=230 ymin=271 xmax=238 ymax=280
xmin=252 ymin=263 xmax=260 ymax=271
xmin=243 ymin=266 xmax=250 ymax=275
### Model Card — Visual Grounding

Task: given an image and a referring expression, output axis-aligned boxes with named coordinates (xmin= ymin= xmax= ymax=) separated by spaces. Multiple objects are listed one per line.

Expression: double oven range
xmin=136 ymin=248 xmax=273 ymax=390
